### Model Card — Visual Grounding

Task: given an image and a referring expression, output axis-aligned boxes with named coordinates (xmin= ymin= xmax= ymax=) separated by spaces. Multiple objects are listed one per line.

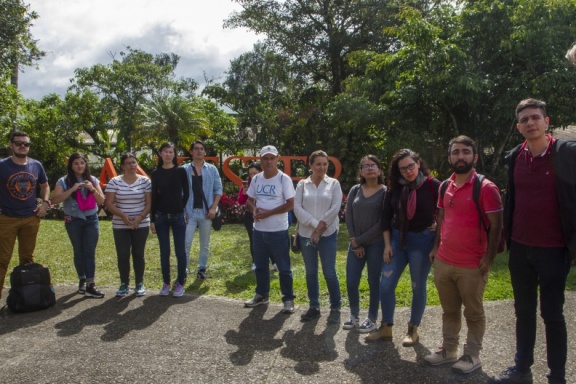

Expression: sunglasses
xmin=12 ymin=141 xmax=31 ymax=147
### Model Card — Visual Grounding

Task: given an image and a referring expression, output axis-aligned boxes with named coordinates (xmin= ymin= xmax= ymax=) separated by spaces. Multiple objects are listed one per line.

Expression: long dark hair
xmin=157 ymin=142 xmax=178 ymax=167
xmin=387 ymin=149 xmax=430 ymax=192
xmin=246 ymin=161 xmax=262 ymax=186
xmin=358 ymin=155 xmax=385 ymax=185
xmin=66 ymin=153 xmax=93 ymax=189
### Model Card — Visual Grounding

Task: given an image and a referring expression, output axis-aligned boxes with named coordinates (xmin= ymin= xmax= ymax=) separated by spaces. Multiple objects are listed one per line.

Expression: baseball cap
xmin=260 ymin=145 xmax=279 ymax=157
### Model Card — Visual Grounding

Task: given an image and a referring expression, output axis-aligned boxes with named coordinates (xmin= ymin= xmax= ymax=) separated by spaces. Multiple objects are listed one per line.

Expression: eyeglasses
xmin=12 ymin=141 xmax=31 ymax=147
xmin=361 ymin=163 xmax=378 ymax=170
xmin=192 ymin=147 xmax=205 ymax=151
xmin=399 ymin=162 xmax=416 ymax=173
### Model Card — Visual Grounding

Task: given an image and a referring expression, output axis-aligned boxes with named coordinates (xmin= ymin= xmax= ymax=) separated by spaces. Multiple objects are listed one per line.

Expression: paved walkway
xmin=1 ymin=287 xmax=575 ymax=383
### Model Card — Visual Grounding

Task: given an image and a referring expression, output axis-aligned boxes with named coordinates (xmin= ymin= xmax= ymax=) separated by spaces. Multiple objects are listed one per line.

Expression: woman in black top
xmin=150 ymin=142 xmax=190 ymax=297
xmin=367 ymin=149 xmax=439 ymax=345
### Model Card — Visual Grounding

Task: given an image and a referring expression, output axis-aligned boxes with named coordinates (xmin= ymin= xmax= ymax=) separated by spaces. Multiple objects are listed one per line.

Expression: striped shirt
xmin=106 ymin=175 xmax=152 ymax=229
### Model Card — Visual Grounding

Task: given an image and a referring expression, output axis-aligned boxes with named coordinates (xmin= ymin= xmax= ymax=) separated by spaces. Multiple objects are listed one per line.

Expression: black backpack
xmin=439 ymin=174 xmax=505 ymax=253
xmin=6 ymin=262 xmax=56 ymax=313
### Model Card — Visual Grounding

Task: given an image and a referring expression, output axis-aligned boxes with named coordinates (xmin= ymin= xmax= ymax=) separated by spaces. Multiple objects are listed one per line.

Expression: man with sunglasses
xmin=0 ymin=131 xmax=50 ymax=299
xmin=425 ymin=135 xmax=503 ymax=374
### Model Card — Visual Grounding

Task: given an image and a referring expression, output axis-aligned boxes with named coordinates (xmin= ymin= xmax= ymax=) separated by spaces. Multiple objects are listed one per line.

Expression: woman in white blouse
xmin=294 ymin=150 xmax=343 ymax=321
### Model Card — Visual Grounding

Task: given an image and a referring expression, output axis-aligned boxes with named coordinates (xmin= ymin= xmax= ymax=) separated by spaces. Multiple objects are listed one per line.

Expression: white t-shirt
xmin=105 ymin=175 xmax=152 ymax=229
xmin=247 ymin=171 xmax=295 ymax=232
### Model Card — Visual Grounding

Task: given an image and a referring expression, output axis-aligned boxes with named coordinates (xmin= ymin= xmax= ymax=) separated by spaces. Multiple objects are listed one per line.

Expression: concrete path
xmin=1 ymin=287 xmax=575 ymax=383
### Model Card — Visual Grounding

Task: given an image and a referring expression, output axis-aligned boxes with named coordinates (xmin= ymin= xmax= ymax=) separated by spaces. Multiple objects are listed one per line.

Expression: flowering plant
xmin=219 ymin=193 xmax=246 ymax=224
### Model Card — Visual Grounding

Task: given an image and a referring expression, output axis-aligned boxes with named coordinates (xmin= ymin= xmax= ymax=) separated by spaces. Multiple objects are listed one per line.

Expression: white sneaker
xmin=357 ymin=318 xmax=377 ymax=333
xmin=424 ymin=348 xmax=459 ymax=365
xmin=342 ymin=315 xmax=359 ymax=330
xmin=251 ymin=264 xmax=256 ymax=271
xmin=452 ymin=354 xmax=482 ymax=374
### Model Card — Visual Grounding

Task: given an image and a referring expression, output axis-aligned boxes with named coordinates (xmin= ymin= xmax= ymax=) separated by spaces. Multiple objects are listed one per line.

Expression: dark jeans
xmin=113 ymin=227 xmax=149 ymax=285
xmin=155 ymin=212 xmax=187 ymax=285
xmin=243 ymin=211 xmax=275 ymax=265
xmin=252 ymin=229 xmax=294 ymax=302
xmin=509 ymin=240 xmax=570 ymax=383
xmin=65 ymin=215 xmax=100 ymax=282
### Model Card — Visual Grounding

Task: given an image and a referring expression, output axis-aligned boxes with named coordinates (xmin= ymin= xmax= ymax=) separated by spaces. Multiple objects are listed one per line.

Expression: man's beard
xmin=452 ymin=160 xmax=474 ymax=174
xmin=13 ymin=152 xmax=27 ymax=159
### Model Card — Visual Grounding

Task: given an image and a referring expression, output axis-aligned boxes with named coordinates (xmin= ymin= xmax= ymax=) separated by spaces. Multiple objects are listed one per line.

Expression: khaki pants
xmin=0 ymin=214 xmax=40 ymax=298
xmin=433 ymin=257 xmax=488 ymax=357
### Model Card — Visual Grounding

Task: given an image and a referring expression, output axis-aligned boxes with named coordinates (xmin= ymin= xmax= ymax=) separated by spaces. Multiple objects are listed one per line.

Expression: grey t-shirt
xmin=345 ymin=184 xmax=386 ymax=245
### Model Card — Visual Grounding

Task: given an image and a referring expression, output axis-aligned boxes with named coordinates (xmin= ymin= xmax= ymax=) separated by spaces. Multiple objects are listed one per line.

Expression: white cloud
xmin=19 ymin=0 xmax=261 ymax=99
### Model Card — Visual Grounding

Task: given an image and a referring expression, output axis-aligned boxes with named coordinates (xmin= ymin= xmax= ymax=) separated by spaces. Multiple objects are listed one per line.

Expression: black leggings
xmin=113 ymin=227 xmax=149 ymax=285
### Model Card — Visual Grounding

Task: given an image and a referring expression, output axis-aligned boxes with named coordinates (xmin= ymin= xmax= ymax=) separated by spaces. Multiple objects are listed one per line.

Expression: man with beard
xmin=424 ymin=135 xmax=503 ymax=374
xmin=0 ymin=131 xmax=50 ymax=299
xmin=489 ymin=99 xmax=575 ymax=384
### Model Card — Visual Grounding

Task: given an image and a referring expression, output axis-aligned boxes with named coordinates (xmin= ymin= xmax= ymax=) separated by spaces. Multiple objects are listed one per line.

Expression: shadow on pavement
xmin=224 ymin=304 xmax=289 ymax=366
xmin=280 ymin=316 xmax=340 ymax=375
xmin=0 ymin=290 xmax=83 ymax=335
xmin=100 ymin=293 xmax=198 ymax=342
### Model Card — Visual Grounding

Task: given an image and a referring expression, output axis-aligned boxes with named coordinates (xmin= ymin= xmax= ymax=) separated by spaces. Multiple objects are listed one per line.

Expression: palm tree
xmin=135 ymin=93 xmax=211 ymax=152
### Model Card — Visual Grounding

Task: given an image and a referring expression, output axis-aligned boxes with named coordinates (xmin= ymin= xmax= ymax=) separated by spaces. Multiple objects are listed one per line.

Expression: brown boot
xmin=365 ymin=322 xmax=392 ymax=341
xmin=402 ymin=322 xmax=419 ymax=347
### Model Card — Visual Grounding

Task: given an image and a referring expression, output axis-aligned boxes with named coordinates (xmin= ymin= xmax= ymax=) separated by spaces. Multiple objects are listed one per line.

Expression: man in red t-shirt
xmin=424 ymin=135 xmax=503 ymax=374
xmin=490 ymin=99 xmax=575 ymax=384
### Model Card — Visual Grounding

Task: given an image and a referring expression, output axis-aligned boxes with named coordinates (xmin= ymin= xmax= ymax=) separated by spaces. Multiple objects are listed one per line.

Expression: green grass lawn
xmin=7 ymin=220 xmax=576 ymax=308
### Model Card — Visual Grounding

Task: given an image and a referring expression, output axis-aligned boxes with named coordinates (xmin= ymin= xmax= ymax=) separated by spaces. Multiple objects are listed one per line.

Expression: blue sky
xmin=19 ymin=0 xmax=261 ymax=100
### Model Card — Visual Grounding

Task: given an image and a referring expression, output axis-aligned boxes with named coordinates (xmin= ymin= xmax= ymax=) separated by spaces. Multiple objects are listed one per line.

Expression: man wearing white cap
xmin=244 ymin=145 xmax=296 ymax=313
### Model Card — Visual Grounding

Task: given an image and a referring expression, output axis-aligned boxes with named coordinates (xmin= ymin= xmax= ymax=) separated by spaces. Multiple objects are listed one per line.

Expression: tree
xmin=18 ymin=95 xmax=74 ymax=185
xmin=204 ymin=43 xmax=302 ymax=151
xmin=71 ymin=47 xmax=198 ymax=152
xmin=0 ymin=0 xmax=44 ymax=75
xmin=225 ymin=0 xmax=394 ymax=96
xmin=0 ymin=0 xmax=44 ymax=132
xmin=134 ymin=93 xmax=210 ymax=153
xmin=343 ymin=0 xmax=576 ymax=183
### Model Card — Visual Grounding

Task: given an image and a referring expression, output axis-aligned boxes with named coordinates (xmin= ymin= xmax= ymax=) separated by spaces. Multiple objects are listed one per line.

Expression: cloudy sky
xmin=18 ymin=0 xmax=261 ymax=100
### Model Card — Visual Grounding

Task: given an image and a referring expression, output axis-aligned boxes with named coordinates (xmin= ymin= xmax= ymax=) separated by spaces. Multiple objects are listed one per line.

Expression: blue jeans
xmin=380 ymin=229 xmax=434 ymax=325
xmin=509 ymin=240 xmax=570 ymax=383
xmin=346 ymin=239 xmax=384 ymax=321
xmin=65 ymin=215 xmax=100 ymax=282
xmin=185 ymin=208 xmax=212 ymax=271
xmin=253 ymin=229 xmax=294 ymax=302
xmin=155 ymin=212 xmax=187 ymax=285
xmin=299 ymin=231 xmax=341 ymax=309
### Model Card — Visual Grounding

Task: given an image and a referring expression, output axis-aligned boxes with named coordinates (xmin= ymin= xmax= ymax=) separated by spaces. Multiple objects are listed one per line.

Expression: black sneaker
xmin=78 ymin=278 xmax=86 ymax=294
xmin=301 ymin=308 xmax=321 ymax=321
xmin=85 ymin=283 xmax=105 ymax=298
xmin=488 ymin=366 xmax=533 ymax=384
xmin=197 ymin=269 xmax=207 ymax=279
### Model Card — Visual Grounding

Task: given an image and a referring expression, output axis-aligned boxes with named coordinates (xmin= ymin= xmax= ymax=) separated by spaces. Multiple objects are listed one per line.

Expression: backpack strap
xmin=439 ymin=179 xmax=449 ymax=203
xmin=473 ymin=174 xmax=489 ymax=233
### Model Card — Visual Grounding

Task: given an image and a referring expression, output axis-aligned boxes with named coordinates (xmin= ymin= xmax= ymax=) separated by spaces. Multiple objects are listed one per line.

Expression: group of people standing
xmin=238 ymin=99 xmax=575 ymax=384
xmin=0 ymin=98 xmax=574 ymax=384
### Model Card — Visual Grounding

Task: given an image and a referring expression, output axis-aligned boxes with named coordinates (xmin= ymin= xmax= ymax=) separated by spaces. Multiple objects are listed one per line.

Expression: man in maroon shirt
xmin=490 ymin=99 xmax=575 ymax=384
